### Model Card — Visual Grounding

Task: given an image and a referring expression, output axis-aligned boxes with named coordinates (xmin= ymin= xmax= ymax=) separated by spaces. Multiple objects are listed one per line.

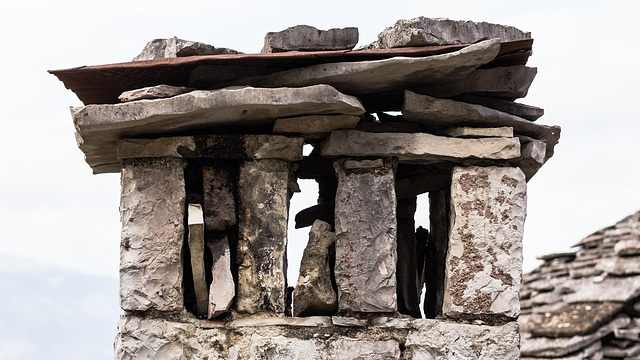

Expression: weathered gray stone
xmin=331 ymin=316 xmax=368 ymax=327
xmin=440 ymin=126 xmax=513 ymax=138
xmin=273 ymin=115 xmax=360 ymax=134
xmin=119 ymin=158 xmax=186 ymax=312
xmin=73 ymin=84 xmax=363 ymax=173
xmin=402 ymin=91 xmax=560 ymax=160
xmin=596 ymin=257 xmax=640 ymax=275
xmin=236 ymin=159 xmax=290 ymax=314
xmin=404 ymin=320 xmax=521 ymax=359
xmin=261 ymin=25 xmax=359 ymax=53
xmin=294 ymin=220 xmax=338 ymax=316
xmin=208 ymin=234 xmax=234 ymax=319
xmin=187 ymin=204 xmax=208 ymax=316
xmin=462 ymin=94 xmax=544 ymax=121
xmin=329 ymin=339 xmax=401 ymax=359
xmin=395 ymin=169 xmax=450 ymax=199
xmin=227 ymin=39 xmax=500 ymax=95
xmin=118 ymin=134 xmax=304 ymax=162
xmin=527 ymin=302 xmax=625 ymax=337
xmin=334 ymin=158 xmax=397 ymax=312
xmin=562 ymin=275 xmax=640 ymax=303
xmin=132 ymin=37 xmax=240 ymax=61
xmin=321 ymin=130 xmax=520 ymax=162
xmin=521 ymin=315 xmax=630 ymax=357
xmin=602 ymin=343 xmax=640 ymax=358
xmin=443 ymin=166 xmax=526 ymax=320
xmin=203 ymin=166 xmax=236 ymax=232
xmin=615 ymin=238 xmax=640 ymax=256
xmin=119 ymin=85 xmax=194 ymax=102
xmin=229 ymin=316 xmax=332 ymax=328
xmin=294 ymin=201 xmax=334 ymax=229
xmin=516 ymin=138 xmax=547 ymax=180
xmin=416 ymin=65 xmax=538 ymax=99
xmin=374 ymin=17 xmax=530 ymax=48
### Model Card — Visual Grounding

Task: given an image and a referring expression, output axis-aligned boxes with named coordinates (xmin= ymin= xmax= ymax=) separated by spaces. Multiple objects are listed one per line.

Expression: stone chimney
xmin=50 ymin=18 xmax=559 ymax=359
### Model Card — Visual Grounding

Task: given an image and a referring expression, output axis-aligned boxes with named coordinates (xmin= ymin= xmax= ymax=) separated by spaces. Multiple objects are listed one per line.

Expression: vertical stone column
xmin=443 ymin=166 xmax=526 ymax=320
xmin=424 ymin=188 xmax=450 ymax=319
xmin=396 ymin=196 xmax=422 ymax=318
xmin=119 ymin=157 xmax=187 ymax=312
xmin=236 ymin=159 xmax=290 ymax=314
xmin=334 ymin=158 xmax=397 ymax=313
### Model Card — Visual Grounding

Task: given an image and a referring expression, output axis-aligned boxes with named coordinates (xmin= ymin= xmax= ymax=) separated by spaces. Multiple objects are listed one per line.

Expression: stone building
xmin=520 ymin=210 xmax=640 ymax=359
xmin=51 ymin=17 xmax=560 ymax=359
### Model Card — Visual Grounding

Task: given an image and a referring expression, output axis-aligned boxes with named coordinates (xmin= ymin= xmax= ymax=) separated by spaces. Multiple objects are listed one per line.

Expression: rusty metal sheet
xmin=49 ymin=40 xmax=532 ymax=105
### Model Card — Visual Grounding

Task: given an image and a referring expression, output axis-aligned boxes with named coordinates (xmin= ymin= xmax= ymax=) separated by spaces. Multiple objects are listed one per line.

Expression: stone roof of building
xmin=520 ymin=209 xmax=640 ymax=359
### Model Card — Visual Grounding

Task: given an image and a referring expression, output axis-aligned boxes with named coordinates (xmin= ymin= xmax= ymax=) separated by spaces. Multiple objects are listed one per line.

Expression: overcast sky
xmin=1 ymin=0 xmax=638 ymax=339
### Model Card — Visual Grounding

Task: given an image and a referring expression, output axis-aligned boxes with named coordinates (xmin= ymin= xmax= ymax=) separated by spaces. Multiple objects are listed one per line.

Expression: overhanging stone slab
xmin=462 ymin=94 xmax=544 ymax=121
xmin=403 ymin=91 xmax=560 ymax=160
xmin=72 ymin=84 xmax=364 ymax=173
xmin=441 ymin=126 xmax=513 ymax=138
xmin=118 ymin=134 xmax=303 ymax=161
xmin=225 ymin=39 xmax=501 ymax=95
xmin=321 ymin=130 xmax=520 ymax=162
xmin=273 ymin=115 xmax=360 ymax=134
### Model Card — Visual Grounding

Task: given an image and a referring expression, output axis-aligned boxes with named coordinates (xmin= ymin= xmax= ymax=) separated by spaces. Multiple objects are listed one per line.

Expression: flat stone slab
xmin=372 ymin=17 xmax=530 ymax=48
xmin=132 ymin=37 xmax=240 ymax=61
xmin=118 ymin=134 xmax=304 ymax=161
xmin=119 ymin=85 xmax=193 ymax=102
xmin=227 ymin=39 xmax=501 ymax=95
xmin=441 ymin=126 xmax=513 ymax=138
xmin=526 ymin=302 xmax=625 ymax=338
xmin=187 ymin=204 xmax=208 ymax=316
xmin=403 ymin=91 xmax=560 ymax=161
xmin=208 ymin=234 xmax=235 ymax=318
xmin=72 ymin=84 xmax=364 ymax=173
xmin=416 ymin=65 xmax=538 ymax=99
xmin=261 ymin=25 xmax=359 ymax=53
xmin=462 ymin=94 xmax=544 ymax=121
xmin=273 ymin=115 xmax=360 ymax=134
xmin=321 ymin=130 xmax=520 ymax=162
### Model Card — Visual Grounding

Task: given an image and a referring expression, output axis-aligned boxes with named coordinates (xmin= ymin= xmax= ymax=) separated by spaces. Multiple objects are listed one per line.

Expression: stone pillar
xmin=443 ymin=166 xmax=526 ymax=320
xmin=424 ymin=188 xmax=450 ymax=319
xmin=396 ymin=196 xmax=422 ymax=318
xmin=236 ymin=159 xmax=290 ymax=314
xmin=334 ymin=158 xmax=397 ymax=313
xmin=119 ymin=157 xmax=186 ymax=312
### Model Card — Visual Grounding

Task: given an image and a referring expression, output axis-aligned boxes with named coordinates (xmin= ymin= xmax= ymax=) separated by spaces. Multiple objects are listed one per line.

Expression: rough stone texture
xmin=119 ymin=158 xmax=186 ymax=312
xmin=262 ymin=25 xmax=359 ymax=53
xmin=273 ymin=115 xmax=360 ymax=134
xmin=187 ymin=204 xmax=208 ymax=316
xmin=202 ymin=166 xmax=236 ymax=232
xmin=334 ymin=158 xmax=397 ymax=312
xmin=236 ymin=159 xmax=290 ymax=314
xmin=462 ymin=94 xmax=544 ymax=121
xmin=118 ymin=84 xmax=193 ymax=102
xmin=441 ymin=126 xmax=513 ymax=138
xmin=227 ymin=39 xmax=501 ymax=95
xmin=132 ymin=37 xmax=240 ymax=61
xmin=73 ymin=84 xmax=363 ymax=173
xmin=403 ymin=91 xmax=560 ymax=161
xmin=208 ymin=234 xmax=235 ymax=319
xmin=521 ymin=315 xmax=630 ymax=358
xmin=396 ymin=197 xmax=422 ymax=318
xmin=596 ymin=256 xmax=640 ymax=275
xmin=294 ymin=220 xmax=338 ymax=317
xmin=417 ymin=65 xmax=538 ymax=99
xmin=374 ymin=17 xmax=530 ymax=48
xmin=404 ymin=320 xmax=521 ymax=359
xmin=321 ymin=129 xmax=520 ymax=162
xmin=329 ymin=339 xmax=400 ymax=359
xmin=527 ymin=302 xmax=625 ymax=338
xmin=517 ymin=138 xmax=547 ymax=180
xmin=443 ymin=166 xmax=526 ymax=320
xmin=615 ymin=238 xmax=640 ymax=256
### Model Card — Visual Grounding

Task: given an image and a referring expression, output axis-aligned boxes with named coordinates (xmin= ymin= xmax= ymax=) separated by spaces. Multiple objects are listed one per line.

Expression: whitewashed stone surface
xmin=119 ymin=158 xmax=186 ymax=312
xmin=443 ymin=166 xmax=527 ymax=319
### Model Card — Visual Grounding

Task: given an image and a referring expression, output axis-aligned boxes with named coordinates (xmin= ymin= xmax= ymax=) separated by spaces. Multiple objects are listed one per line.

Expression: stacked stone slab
xmin=52 ymin=17 xmax=560 ymax=360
